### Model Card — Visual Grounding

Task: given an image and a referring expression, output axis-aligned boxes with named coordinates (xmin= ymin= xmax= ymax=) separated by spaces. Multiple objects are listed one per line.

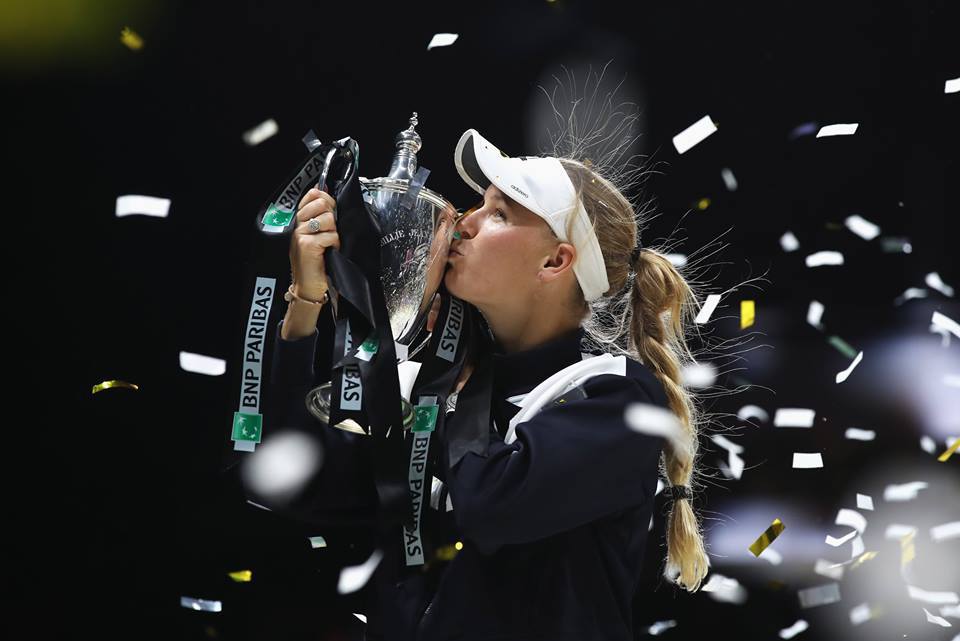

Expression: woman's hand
xmin=289 ymin=188 xmax=340 ymax=301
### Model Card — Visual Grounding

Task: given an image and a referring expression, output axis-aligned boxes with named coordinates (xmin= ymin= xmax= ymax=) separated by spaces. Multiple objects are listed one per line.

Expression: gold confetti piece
xmin=696 ymin=198 xmax=711 ymax=211
xmin=228 ymin=570 xmax=252 ymax=582
xmin=740 ymin=300 xmax=755 ymax=329
xmin=120 ymin=27 xmax=144 ymax=51
xmin=92 ymin=380 xmax=139 ymax=394
xmin=750 ymin=519 xmax=787 ymax=557
xmin=938 ymin=438 xmax=959 ymax=462
xmin=749 ymin=518 xmax=785 ymax=557
xmin=900 ymin=530 xmax=916 ymax=569
xmin=849 ymin=550 xmax=878 ymax=570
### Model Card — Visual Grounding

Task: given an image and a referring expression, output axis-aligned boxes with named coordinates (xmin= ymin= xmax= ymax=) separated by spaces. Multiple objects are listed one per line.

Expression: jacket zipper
xmin=416 ymin=598 xmax=435 ymax=639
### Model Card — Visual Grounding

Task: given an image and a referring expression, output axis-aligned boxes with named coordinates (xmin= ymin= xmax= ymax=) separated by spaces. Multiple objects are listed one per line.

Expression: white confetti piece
xmin=849 ymin=603 xmax=874 ymax=625
xmin=721 ymin=168 xmax=738 ymax=191
xmin=850 ymin=535 xmax=865 ymax=559
xmin=798 ymin=583 xmax=841 ymax=608
xmin=825 ymin=530 xmax=858 ymax=547
xmin=712 ymin=434 xmax=745 ymax=454
xmin=179 ymin=351 xmax=226 ymax=376
xmin=844 ymin=215 xmax=881 ymax=240
xmin=115 ymin=194 xmax=170 ymax=218
xmin=856 ymin=494 xmax=874 ymax=511
xmin=338 ymin=549 xmax=384 ymax=594
xmin=778 ymin=619 xmax=808 ymax=639
xmin=884 ymin=481 xmax=928 ymax=502
xmin=181 ymin=596 xmax=223 ymax=612
xmin=844 ymin=427 xmax=875 ymax=441
xmin=909 ymin=586 xmax=960 ymax=605
xmin=241 ymin=431 xmax=323 ymax=499
xmin=816 ymin=123 xmax=859 ymax=138
xmin=789 ymin=122 xmax=819 ymax=139
xmin=648 ymin=620 xmax=678 ymax=636
xmin=681 ymin=361 xmax=717 ymax=388
xmin=242 ymin=118 xmax=278 ymax=146
xmin=353 ymin=613 xmax=367 ymax=624
xmin=805 ymin=251 xmax=844 ymax=267
xmin=245 ymin=499 xmax=271 ymax=511
xmin=894 ymin=287 xmax=928 ymax=305
xmin=673 ymin=115 xmax=717 ymax=154
xmin=702 ymin=573 xmax=747 ymax=604
xmin=940 ymin=604 xmax=960 ymax=618
xmin=760 ymin=546 xmax=783 ymax=565
xmin=881 ymin=237 xmax=913 ymax=253
xmin=835 ymin=350 xmax=863 ymax=383
xmin=931 ymin=521 xmax=960 ymax=542
xmin=774 ymin=408 xmax=815 ymax=428
xmin=814 ymin=558 xmax=844 ymax=580
xmin=426 ymin=33 xmax=458 ymax=50
xmin=793 ymin=452 xmax=824 ymax=469
xmin=695 ymin=294 xmax=722 ymax=324
xmin=666 ymin=253 xmax=688 ymax=268
xmin=924 ymin=608 xmax=952 ymax=627
xmin=932 ymin=311 xmax=960 ymax=340
xmin=926 ymin=272 xmax=956 ymax=297
xmin=946 ymin=77 xmax=960 ymax=94
xmin=624 ymin=403 xmax=689 ymax=458
xmin=885 ymin=524 xmax=917 ymax=540
xmin=807 ymin=301 xmax=825 ymax=328
xmin=836 ymin=509 xmax=867 ymax=534
xmin=780 ymin=231 xmax=800 ymax=252
xmin=309 ymin=536 xmax=327 ymax=548
xmin=737 ymin=404 xmax=769 ymax=423
xmin=921 ymin=435 xmax=937 ymax=454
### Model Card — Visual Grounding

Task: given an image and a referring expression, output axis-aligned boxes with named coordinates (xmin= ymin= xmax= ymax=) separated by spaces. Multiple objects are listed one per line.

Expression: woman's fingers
xmin=296 ymin=230 xmax=341 ymax=252
xmin=295 ymin=210 xmax=336 ymax=235
xmin=298 ymin=188 xmax=336 ymax=212
xmin=426 ymin=294 xmax=443 ymax=332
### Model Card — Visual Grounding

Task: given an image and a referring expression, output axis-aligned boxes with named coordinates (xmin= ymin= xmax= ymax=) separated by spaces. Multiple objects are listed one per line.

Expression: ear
xmin=539 ymin=242 xmax=577 ymax=284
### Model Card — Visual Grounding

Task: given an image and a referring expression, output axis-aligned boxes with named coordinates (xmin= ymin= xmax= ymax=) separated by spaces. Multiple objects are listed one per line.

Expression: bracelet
xmin=284 ymin=283 xmax=328 ymax=306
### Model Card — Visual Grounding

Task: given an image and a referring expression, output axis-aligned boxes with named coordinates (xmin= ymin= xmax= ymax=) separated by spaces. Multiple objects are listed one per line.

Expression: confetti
xmin=701 ymin=573 xmax=748 ymax=604
xmin=666 ymin=253 xmax=688 ymax=268
xmin=940 ymin=604 xmax=960 ymax=618
xmin=849 ymin=550 xmax=878 ymax=570
xmin=309 ymin=536 xmax=328 ymax=548
xmin=825 ymin=530 xmax=858 ymax=547
xmin=908 ymin=586 xmax=959 ymax=605
xmin=884 ymin=481 xmax=928 ymax=502
xmin=943 ymin=375 xmax=960 ymax=388
xmin=718 ymin=451 xmax=745 ymax=480
xmin=91 ymin=379 xmax=139 ymax=394
xmin=760 ymin=547 xmax=783 ymax=565
xmin=946 ymin=77 xmax=960 ymax=94
xmin=721 ymin=168 xmax=738 ymax=191
xmin=921 ymin=436 xmax=937 ymax=454
xmin=737 ymin=404 xmax=769 ymax=423
xmin=695 ymin=294 xmax=722 ymax=324
xmin=932 ymin=311 xmax=960 ymax=339
xmin=856 ymin=493 xmax=874 ymax=511
xmin=681 ymin=361 xmax=717 ymax=388
xmin=696 ymin=198 xmax=711 ymax=211
xmin=245 ymin=499 xmax=271 ymax=511
xmin=926 ymin=272 xmax=956 ymax=297
xmin=844 ymin=427 xmax=875 ymax=441
xmin=798 ymin=583 xmax=841 ymax=608
xmin=939 ymin=438 xmax=960 ymax=462
xmin=844 ymin=215 xmax=881 ymax=241
xmin=835 ymin=350 xmax=863 ymax=383
xmin=788 ymin=122 xmax=818 ymax=139
xmin=624 ymin=403 xmax=689 ymax=458
xmin=923 ymin=608 xmax=952 ymax=627
xmin=816 ymin=123 xmax=858 ymax=138
xmin=780 ymin=231 xmax=800 ymax=252
xmin=712 ymin=434 xmax=745 ymax=454
xmin=181 ymin=596 xmax=223 ymax=612
xmin=240 ymin=431 xmax=323 ymax=499
xmin=778 ymin=619 xmax=809 ymax=639
xmin=353 ymin=613 xmax=367 ymax=624
xmin=894 ymin=287 xmax=927 ymax=305
xmin=120 ymin=26 xmax=144 ymax=51
xmin=805 ymin=251 xmax=844 ymax=267
xmin=828 ymin=335 xmax=859 ymax=359
xmin=807 ymin=301 xmax=825 ymax=329
xmin=673 ymin=115 xmax=718 ymax=154
xmin=337 ymin=549 xmax=384 ymax=594
xmin=227 ymin=570 xmax=251 ymax=582
xmin=180 ymin=351 xmax=227 ymax=376
xmin=849 ymin=603 xmax=879 ymax=625
xmin=647 ymin=620 xmax=678 ymax=636
xmin=836 ymin=509 xmax=867 ymax=534
xmin=900 ymin=530 xmax=916 ymax=574
xmin=427 ymin=33 xmax=458 ymax=50
xmin=880 ymin=237 xmax=912 ymax=253
xmin=774 ymin=408 xmax=815 ymax=428
xmin=749 ymin=518 xmax=785 ymax=557
xmin=814 ymin=558 xmax=844 ymax=580
xmin=885 ymin=524 xmax=917 ymax=540
xmin=740 ymin=300 xmax=755 ymax=329
xmin=242 ymin=118 xmax=278 ymax=146
xmin=793 ymin=453 xmax=824 ymax=469
xmin=116 ymin=194 xmax=171 ymax=218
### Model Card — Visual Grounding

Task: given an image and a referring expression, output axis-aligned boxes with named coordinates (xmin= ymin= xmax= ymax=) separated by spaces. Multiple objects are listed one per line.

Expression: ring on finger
xmin=307 ymin=218 xmax=321 ymax=233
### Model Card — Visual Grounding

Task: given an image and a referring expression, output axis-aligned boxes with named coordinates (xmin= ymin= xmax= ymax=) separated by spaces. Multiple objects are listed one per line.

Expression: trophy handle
xmin=317 ymin=137 xmax=360 ymax=212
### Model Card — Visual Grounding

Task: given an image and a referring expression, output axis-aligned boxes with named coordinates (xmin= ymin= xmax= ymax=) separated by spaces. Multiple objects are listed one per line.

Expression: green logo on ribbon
xmin=261 ymin=203 xmax=294 ymax=228
xmin=232 ymin=412 xmax=263 ymax=443
xmin=411 ymin=404 xmax=439 ymax=433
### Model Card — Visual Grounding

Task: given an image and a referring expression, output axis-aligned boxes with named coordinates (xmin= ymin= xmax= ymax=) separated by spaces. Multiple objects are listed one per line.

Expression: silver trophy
xmin=305 ymin=113 xmax=458 ymax=433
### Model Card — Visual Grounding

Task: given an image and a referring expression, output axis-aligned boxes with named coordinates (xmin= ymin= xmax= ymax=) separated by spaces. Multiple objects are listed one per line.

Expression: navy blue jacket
xmin=249 ymin=318 xmax=669 ymax=641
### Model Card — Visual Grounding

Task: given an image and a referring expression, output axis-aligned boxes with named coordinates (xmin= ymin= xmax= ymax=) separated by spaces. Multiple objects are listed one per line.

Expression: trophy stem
xmin=305 ymin=382 xmax=415 ymax=435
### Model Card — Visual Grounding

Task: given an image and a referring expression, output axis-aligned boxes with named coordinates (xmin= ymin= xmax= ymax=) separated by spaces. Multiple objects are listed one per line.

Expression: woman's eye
xmin=494 ymin=209 xmax=506 ymax=219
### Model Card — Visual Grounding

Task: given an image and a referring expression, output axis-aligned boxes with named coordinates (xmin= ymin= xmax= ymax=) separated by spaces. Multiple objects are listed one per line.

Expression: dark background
xmin=6 ymin=0 xmax=958 ymax=639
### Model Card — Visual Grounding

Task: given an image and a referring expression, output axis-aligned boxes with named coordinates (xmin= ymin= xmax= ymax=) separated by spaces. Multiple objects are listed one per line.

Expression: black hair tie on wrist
xmin=668 ymin=485 xmax=692 ymax=502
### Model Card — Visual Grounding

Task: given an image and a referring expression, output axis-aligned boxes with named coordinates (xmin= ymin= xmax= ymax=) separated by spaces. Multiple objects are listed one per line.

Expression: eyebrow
xmin=489 ymin=191 xmax=514 ymax=210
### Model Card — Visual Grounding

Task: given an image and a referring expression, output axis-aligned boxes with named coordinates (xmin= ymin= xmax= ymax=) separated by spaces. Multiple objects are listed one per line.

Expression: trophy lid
xmin=387 ymin=112 xmax=422 ymax=181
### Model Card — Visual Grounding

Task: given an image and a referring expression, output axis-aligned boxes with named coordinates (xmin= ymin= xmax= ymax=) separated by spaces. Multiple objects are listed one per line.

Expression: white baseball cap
xmin=453 ymin=128 xmax=610 ymax=302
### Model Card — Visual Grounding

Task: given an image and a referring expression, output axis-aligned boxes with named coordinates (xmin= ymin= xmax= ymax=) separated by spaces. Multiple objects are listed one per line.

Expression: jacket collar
xmin=488 ymin=325 xmax=587 ymax=398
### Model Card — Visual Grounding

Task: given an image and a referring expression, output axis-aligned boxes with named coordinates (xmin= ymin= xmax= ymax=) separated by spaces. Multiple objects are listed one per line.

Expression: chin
xmin=443 ymin=270 xmax=472 ymax=304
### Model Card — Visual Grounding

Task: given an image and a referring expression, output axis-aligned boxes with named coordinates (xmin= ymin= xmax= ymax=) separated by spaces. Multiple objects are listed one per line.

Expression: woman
xmin=257 ymin=128 xmax=709 ymax=641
